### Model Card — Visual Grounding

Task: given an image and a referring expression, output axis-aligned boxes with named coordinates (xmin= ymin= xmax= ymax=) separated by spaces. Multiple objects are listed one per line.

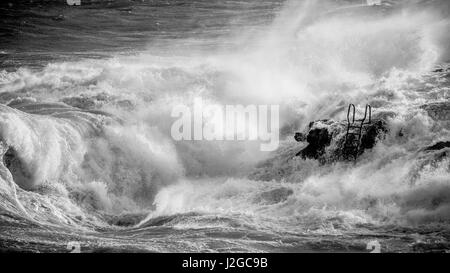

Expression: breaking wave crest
xmin=0 ymin=101 xmax=182 ymax=227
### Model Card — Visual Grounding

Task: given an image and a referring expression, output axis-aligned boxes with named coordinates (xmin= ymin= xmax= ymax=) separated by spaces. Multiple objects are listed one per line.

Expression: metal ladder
xmin=343 ymin=104 xmax=372 ymax=160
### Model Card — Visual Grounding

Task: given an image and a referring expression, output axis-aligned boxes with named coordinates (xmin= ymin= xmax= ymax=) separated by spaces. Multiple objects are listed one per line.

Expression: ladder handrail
xmin=359 ymin=104 xmax=372 ymax=124
xmin=347 ymin=104 xmax=356 ymax=124
xmin=366 ymin=104 xmax=372 ymax=124
xmin=344 ymin=103 xmax=372 ymax=161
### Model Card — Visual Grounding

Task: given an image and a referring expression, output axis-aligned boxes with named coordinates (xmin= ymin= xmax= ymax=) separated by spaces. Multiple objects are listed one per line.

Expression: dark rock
xmin=421 ymin=102 xmax=450 ymax=122
xmin=296 ymin=127 xmax=331 ymax=159
xmin=360 ymin=120 xmax=388 ymax=150
xmin=294 ymin=132 xmax=306 ymax=142
xmin=295 ymin=119 xmax=388 ymax=162
xmin=425 ymin=141 xmax=450 ymax=151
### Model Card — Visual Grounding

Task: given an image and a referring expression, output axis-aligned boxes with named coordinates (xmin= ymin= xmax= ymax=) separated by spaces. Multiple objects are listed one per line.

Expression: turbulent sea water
xmin=0 ymin=0 xmax=450 ymax=252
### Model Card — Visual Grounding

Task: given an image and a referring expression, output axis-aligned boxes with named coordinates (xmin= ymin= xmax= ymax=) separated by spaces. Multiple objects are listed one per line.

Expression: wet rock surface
xmin=425 ymin=141 xmax=450 ymax=151
xmin=295 ymin=119 xmax=389 ymax=162
xmin=296 ymin=123 xmax=331 ymax=160
xmin=292 ymin=101 xmax=449 ymax=163
xmin=421 ymin=102 xmax=450 ymax=122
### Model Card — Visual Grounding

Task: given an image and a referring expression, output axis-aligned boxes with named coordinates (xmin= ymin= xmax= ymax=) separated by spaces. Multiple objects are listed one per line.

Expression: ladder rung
xmin=344 ymin=103 xmax=372 ymax=161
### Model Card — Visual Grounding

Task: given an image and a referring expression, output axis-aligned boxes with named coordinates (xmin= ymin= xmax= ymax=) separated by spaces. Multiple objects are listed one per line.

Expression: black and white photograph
xmin=0 ymin=0 xmax=449 ymax=258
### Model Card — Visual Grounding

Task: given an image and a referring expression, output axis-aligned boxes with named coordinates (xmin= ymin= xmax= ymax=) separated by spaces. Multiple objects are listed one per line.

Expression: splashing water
xmin=0 ymin=0 xmax=449 ymax=252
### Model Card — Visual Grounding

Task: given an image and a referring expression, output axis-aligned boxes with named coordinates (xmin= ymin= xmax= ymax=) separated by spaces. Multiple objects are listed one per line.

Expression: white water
xmin=0 ymin=0 xmax=449 ymax=251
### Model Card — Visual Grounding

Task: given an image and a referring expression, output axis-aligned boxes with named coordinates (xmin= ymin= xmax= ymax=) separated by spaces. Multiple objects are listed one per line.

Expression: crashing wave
xmin=0 ymin=100 xmax=182 ymax=227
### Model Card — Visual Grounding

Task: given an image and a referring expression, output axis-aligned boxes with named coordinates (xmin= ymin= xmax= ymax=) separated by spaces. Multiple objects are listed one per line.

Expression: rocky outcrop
xmin=295 ymin=123 xmax=331 ymax=160
xmin=421 ymin=102 xmax=450 ymax=123
xmin=295 ymin=119 xmax=389 ymax=162
xmin=425 ymin=141 xmax=450 ymax=151
xmin=359 ymin=120 xmax=388 ymax=151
